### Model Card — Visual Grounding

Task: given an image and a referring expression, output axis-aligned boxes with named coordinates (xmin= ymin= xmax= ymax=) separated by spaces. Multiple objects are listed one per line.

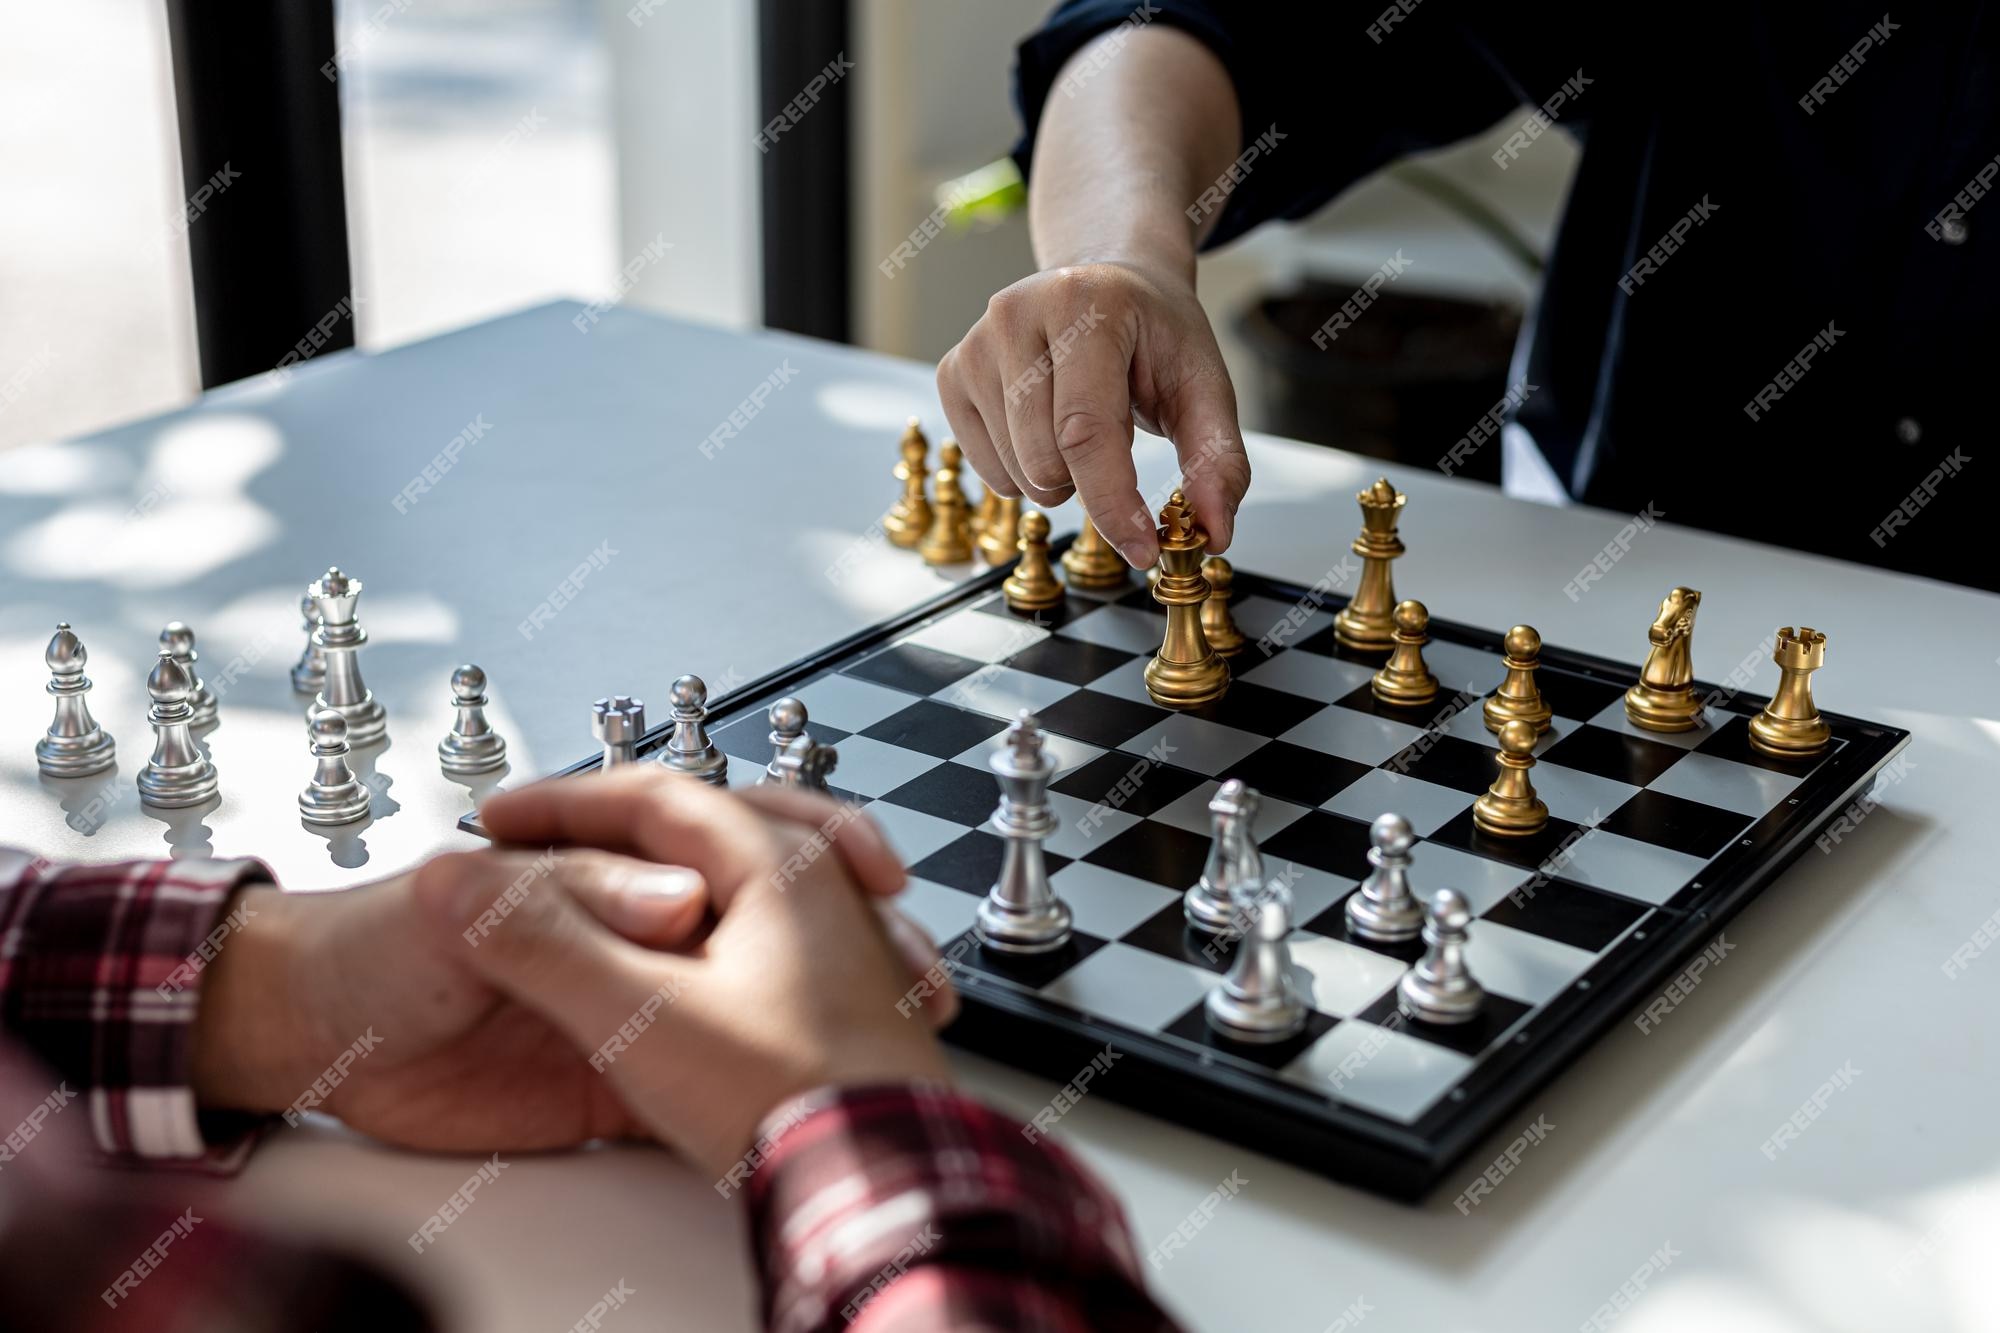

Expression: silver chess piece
xmin=772 ymin=733 xmax=838 ymax=791
xmin=35 ymin=623 xmax=116 ymax=778
xmin=136 ymin=650 xmax=218 ymax=808
xmin=1185 ymin=778 xmax=1263 ymax=935
xmin=975 ymin=711 xmax=1072 ymax=954
xmin=437 ymin=664 xmax=508 ymax=774
xmin=1397 ymin=887 xmax=1485 ymax=1025
xmin=298 ymin=708 xmax=372 ymax=825
xmin=1205 ymin=886 xmax=1307 ymax=1043
xmin=1346 ymin=812 xmax=1424 ymax=943
xmin=308 ymin=568 xmax=387 ymax=746
xmin=290 ymin=593 xmax=326 ymax=695
xmin=659 ymin=674 xmax=727 ymax=786
xmin=593 ymin=695 xmax=646 ymax=767
xmin=760 ymin=697 xmax=808 ymax=784
xmin=160 ymin=622 xmax=218 ymax=729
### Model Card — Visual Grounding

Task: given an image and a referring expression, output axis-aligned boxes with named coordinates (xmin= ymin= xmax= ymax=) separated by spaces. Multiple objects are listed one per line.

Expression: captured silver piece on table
xmin=290 ymin=593 xmax=326 ymax=695
xmin=974 ymin=711 xmax=1072 ymax=954
xmin=593 ymin=695 xmax=646 ymax=767
xmin=437 ymin=664 xmax=508 ymax=774
xmin=159 ymin=621 xmax=218 ymax=730
xmin=136 ymin=650 xmax=218 ymax=808
xmin=308 ymin=567 xmax=387 ymax=746
xmin=35 ymin=623 xmax=116 ymax=779
xmin=299 ymin=709 xmax=372 ymax=825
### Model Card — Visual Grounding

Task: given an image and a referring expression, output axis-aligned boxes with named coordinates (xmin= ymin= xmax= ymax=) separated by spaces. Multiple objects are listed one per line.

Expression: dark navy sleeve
xmin=1012 ymin=1 xmax=1522 ymax=249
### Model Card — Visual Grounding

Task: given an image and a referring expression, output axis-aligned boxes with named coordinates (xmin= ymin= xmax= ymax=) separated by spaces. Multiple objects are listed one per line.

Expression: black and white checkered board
xmin=477 ymin=556 xmax=1909 ymax=1199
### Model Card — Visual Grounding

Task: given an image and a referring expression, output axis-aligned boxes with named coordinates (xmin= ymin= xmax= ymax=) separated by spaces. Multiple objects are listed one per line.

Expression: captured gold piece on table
xmin=1484 ymin=624 xmax=1552 ymax=734
xmin=1624 ymin=586 xmax=1704 ymax=732
xmin=978 ymin=495 xmax=1023 ymax=566
xmin=1004 ymin=511 xmax=1065 ymax=614
xmin=1749 ymin=626 xmax=1832 ymax=756
xmin=1473 ymin=719 xmax=1549 ymax=837
xmin=1061 ymin=515 xmax=1130 ymax=590
xmin=919 ymin=441 xmax=976 ymax=566
xmin=882 ymin=417 xmax=931 ymax=549
xmin=1199 ymin=556 xmax=1247 ymax=657
xmin=1144 ymin=490 xmax=1230 ymax=709
xmin=1334 ymin=477 xmax=1407 ymax=652
xmin=1371 ymin=600 xmax=1439 ymax=707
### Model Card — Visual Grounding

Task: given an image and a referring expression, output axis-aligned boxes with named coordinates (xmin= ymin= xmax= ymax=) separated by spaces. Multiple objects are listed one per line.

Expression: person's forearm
xmin=1029 ymin=25 xmax=1243 ymax=282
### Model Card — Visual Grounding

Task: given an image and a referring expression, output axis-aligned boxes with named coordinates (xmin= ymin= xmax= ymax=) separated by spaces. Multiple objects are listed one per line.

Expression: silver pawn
xmin=136 ymin=650 xmax=218 ymax=808
xmin=437 ymin=664 xmax=508 ymax=774
xmin=659 ymin=674 xmax=727 ymax=786
xmin=1185 ymin=779 xmax=1263 ymax=935
xmin=290 ymin=593 xmax=326 ymax=695
xmin=160 ymin=622 xmax=218 ymax=729
xmin=1346 ymin=812 xmax=1424 ymax=943
xmin=308 ymin=568 xmax=387 ymax=746
xmin=593 ymin=695 xmax=646 ymax=767
xmin=35 ymin=623 xmax=116 ymax=778
xmin=975 ymin=711 xmax=1071 ymax=954
xmin=760 ymin=697 xmax=808 ymax=785
xmin=1205 ymin=887 xmax=1307 ymax=1043
xmin=299 ymin=708 xmax=372 ymax=825
xmin=772 ymin=733 xmax=838 ymax=791
xmin=1397 ymin=888 xmax=1486 ymax=1025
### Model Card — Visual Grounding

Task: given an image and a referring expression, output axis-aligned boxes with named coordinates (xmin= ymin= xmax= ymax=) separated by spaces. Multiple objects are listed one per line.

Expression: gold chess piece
xmin=882 ymin=418 xmax=930 ymax=549
xmin=1749 ymin=627 xmax=1831 ymax=756
xmin=978 ymin=495 xmax=1023 ymax=565
xmin=1144 ymin=490 xmax=1230 ymax=709
xmin=1371 ymin=600 xmax=1439 ymax=707
xmin=972 ymin=487 xmax=998 ymax=543
xmin=919 ymin=441 xmax=976 ymax=565
xmin=1003 ymin=510 xmax=1064 ymax=613
xmin=1061 ymin=515 xmax=1130 ymax=590
xmin=1624 ymin=586 xmax=1704 ymax=732
xmin=1199 ymin=556 xmax=1247 ymax=657
xmin=1484 ymin=625 xmax=1553 ymax=734
xmin=1473 ymin=719 xmax=1549 ymax=837
xmin=1334 ymin=477 xmax=1407 ymax=653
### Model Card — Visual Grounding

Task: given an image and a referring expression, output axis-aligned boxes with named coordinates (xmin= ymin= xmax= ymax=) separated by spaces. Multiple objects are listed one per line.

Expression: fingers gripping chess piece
xmin=136 ymin=650 xmax=218 ymax=808
xmin=1060 ymin=515 xmax=1130 ymax=590
xmin=160 ymin=622 xmax=218 ymax=729
xmin=975 ymin=712 xmax=1072 ymax=953
xmin=1144 ymin=490 xmax=1229 ymax=709
xmin=761 ymin=696 xmax=808 ymax=784
xmin=437 ymin=664 xmax=508 ymax=774
xmin=1484 ymin=625 xmax=1552 ymax=734
xmin=1003 ymin=511 xmax=1064 ymax=613
xmin=1473 ymin=719 xmax=1549 ymax=837
xmin=36 ymin=624 xmax=116 ymax=778
xmin=309 ymin=568 xmax=388 ymax=746
xmin=977 ymin=494 xmax=1023 ymax=566
xmin=593 ymin=695 xmax=646 ymax=767
xmin=1371 ymin=600 xmax=1439 ymax=707
xmin=290 ymin=593 xmax=326 ymax=695
xmin=1205 ymin=888 xmax=1307 ymax=1043
xmin=1624 ymin=586 xmax=1704 ymax=732
xmin=773 ymin=733 xmax=838 ymax=792
xmin=659 ymin=675 xmax=728 ymax=786
xmin=1185 ymin=779 xmax=1264 ymax=935
xmin=1199 ymin=556 xmax=1247 ymax=657
xmin=1397 ymin=887 xmax=1485 ymax=1025
xmin=299 ymin=708 xmax=372 ymax=825
xmin=1334 ymin=477 xmax=1406 ymax=652
xmin=1346 ymin=812 xmax=1424 ymax=943
xmin=1749 ymin=627 xmax=1831 ymax=757
xmin=918 ymin=441 xmax=976 ymax=566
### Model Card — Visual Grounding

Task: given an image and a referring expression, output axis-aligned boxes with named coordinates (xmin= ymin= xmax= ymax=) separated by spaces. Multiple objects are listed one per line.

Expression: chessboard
xmin=466 ymin=546 xmax=1910 ymax=1200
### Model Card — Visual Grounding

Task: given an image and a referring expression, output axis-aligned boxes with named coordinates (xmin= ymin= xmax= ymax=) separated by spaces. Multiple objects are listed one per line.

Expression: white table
xmin=4 ymin=302 xmax=1996 ymax=1333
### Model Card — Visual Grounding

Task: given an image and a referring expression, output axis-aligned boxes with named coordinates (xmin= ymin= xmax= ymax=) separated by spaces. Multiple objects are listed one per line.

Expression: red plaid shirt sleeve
xmin=744 ymin=1082 xmax=1186 ymax=1333
xmin=0 ymin=847 xmax=275 ymax=1169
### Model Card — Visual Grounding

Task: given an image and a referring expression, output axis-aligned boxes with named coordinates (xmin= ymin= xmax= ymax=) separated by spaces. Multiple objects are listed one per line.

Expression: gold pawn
xmin=882 ymin=418 xmax=930 ymax=549
xmin=1371 ymin=600 xmax=1439 ymax=706
xmin=1061 ymin=515 xmax=1131 ymax=590
xmin=918 ymin=441 xmax=976 ymax=566
xmin=971 ymin=487 xmax=998 ymax=543
xmin=1473 ymin=719 xmax=1549 ymax=837
xmin=978 ymin=495 xmax=1024 ymax=565
xmin=1484 ymin=625 xmax=1553 ymax=733
xmin=1144 ymin=490 xmax=1230 ymax=709
xmin=1003 ymin=511 xmax=1064 ymax=613
xmin=1749 ymin=627 xmax=1831 ymax=756
xmin=1334 ymin=477 xmax=1407 ymax=653
xmin=1624 ymin=586 xmax=1704 ymax=732
xmin=1199 ymin=556 xmax=1247 ymax=657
